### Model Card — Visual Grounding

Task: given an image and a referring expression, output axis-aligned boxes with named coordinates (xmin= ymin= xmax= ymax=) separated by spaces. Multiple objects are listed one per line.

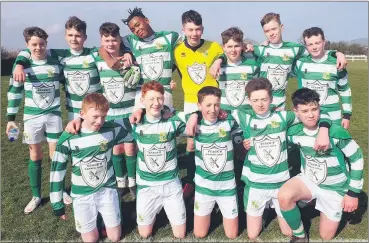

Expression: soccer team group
xmin=6 ymin=6 xmax=364 ymax=243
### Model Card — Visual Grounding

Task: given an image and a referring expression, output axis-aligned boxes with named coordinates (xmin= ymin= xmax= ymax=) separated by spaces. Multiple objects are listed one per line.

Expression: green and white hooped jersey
xmin=93 ymin=54 xmax=136 ymax=120
xmin=193 ymin=118 xmax=238 ymax=197
xmin=14 ymin=48 xmax=103 ymax=120
xmin=253 ymin=42 xmax=305 ymax=109
xmin=218 ymin=54 xmax=258 ymax=111
xmin=287 ymin=124 xmax=363 ymax=195
xmin=7 ymin=57 xmax=64 ymax=121
xmin=132 ymin=114 xmax=186 ymax=188
xmin=232 ymin=110 xmax=299 ymax=189
xmin=50 ymin=121 xmax=130 ymax=214
xmin=295 ymin=53 xmax=352 ymax=123
xmin=122 ymin=31 xmax=181 ymax=93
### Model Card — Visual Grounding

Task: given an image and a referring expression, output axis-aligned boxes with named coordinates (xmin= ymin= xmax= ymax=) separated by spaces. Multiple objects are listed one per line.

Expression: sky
xmin=1 ymin=1 xmax=368 ymax=50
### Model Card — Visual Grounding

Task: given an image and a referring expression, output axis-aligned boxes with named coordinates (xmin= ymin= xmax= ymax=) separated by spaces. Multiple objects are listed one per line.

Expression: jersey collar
xmin=184 ymin=38 xmax=205 ymax=52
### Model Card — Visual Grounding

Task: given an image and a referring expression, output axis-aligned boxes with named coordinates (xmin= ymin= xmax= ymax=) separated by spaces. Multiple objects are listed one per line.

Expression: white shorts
xmin=112 ymin=118 xmax=134 ymax=142
xmin=296 ymin=173 xmax=344 ymax=222
xmin=244 ymin=186 xmax=282 ymax=217
xmin=136 ymin=178 xmax=186 ymax=226
xmin=73 ymin=187 xmax=121 ymax=233
xmin=23 ymin=113 xmax=63 ymax=144
xmin=183 ymin=102 xmax=199 ymax=115
xmin=194 ymin=192 xmax=238 ymax=219
xmin=134 ymin=88 xmax=174 ymax=112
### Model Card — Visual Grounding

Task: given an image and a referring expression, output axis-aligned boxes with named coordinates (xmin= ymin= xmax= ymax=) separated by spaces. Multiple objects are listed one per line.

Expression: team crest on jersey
xmin=267 ymin=65 xmax=289 ymax=90
xmin=203 ymin=51 xmax=209 ymax=57
xmin=142 ymin=54 xmax=164 ymax=80
xmin=305 ymin=80 xmax=328 ymax=105
xmin=32 ymin=83 xmax=55 ymax=109
xmin=240 ymin=73 xmax=248 ymax=79
xmin=158 ymin=132 xmax=167 ymax=142
xmin=282 ymin=54 xmax=290 ymax=61
xmin=218 ymin=128 xmax=227 ymax=138
xmin=47 ymin=67 xmax=55 ymax=78
xmin=144 ymin=145 xmax=166 ymax=173
xmin=270 ymin=121 xmax=280 ymax=128
xmin=225 ymin=81 xmax=246 ymax=107
xmin=181 ymin=52 xmax=186 ymax=58
xmin=322 ymin=72 xmax=331 ymax=80
xmin=82 ymin=59 xmax=89 ymax=68
xmin=254 ymin=135 xmax=281 ymax=167
xmin=67 ymin=71 xmax=90 ymax=96
xmin=201 ymin=143 xmax=227 ymax=174
xmin=187 ymin=62 xmax=206 ymax=84
xmin=304 ymin=155 xmax=327 ymax=185
xmin=103 ymin=78 xmax=125 ymax=104
xmin=99 ymin=140 xmax=108 ymax=151
xmin=80 ymin=155 xmax=107 ymax=188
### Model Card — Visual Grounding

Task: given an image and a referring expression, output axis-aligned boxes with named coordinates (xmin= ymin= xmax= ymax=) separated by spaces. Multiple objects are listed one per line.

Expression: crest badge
xmin=32 ymin=82 xmax=55 ymax=109
xmin=158 ymin=132 xmax=167 ymax=142
xmin=254 ymin=135 xmax=281 ymax=167
xmin=201 ymin=143 xmax=227 ymax=174
xmin=303 ymin=155 xmax=327 ymax=185
xmin=67 ymin=71 xmax=90 ymax=96
xmin=225 ymin=81 xmax=246 ymax=107
xmin=305 ymin=80 xmax=329 ymax=105
xmin=47 ymin=68 xmax=55 ymax=78
xmin=142 ymin=54 xmax=164 ymax=80
xmin=240 ymin=73 xmax=248 ymax=80
xmin=270 ymin=121 xmax=280 ymax=128
xmin=103 ymin=78 xmax=125 ymax=104
xmin=80 ymin=155 xmax=107 ymax=188
xmin=187 ymin=62 xmax=206 ymax=84
xmin=267 ymin=65 xmax=289 ymax=90
xmin=99 ymin=140 xmax=108 ymax=151
xmin=82 ymin=59 xmax=89 ymax=68
xmin=322 ymin=72 xmax=331 ymax=80
xmin=144 ymin=145 xmax=166 ymax=173
xmin=282 ymin=54 xmax=290 ymax=61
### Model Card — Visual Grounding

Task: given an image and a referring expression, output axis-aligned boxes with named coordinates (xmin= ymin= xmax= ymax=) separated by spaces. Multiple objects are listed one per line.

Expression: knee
xmin=82 ymin=234 xmax=98 ymax=243
xmin=320 ymin=231 xmax=335 ymax=241
xmin=173 ymin=231 xmax=186 ymax=239
xmin=139 ymin=230 xmax=152 ymax=239
xmin=247 ymin=229 xmax=260 ymax=240
xmin=125 ymin=146 xmax=136 ymax=156
xmin=107 ymin=234 xmax=121 ymax=242
xmin=281 ymin=227 xmax=292 ymax=237
xmin=277 ymin=190 xmax=293 ymax=209
xmin=113 ymin=144 xmax=125 ymax=155
xmin=194 ymin=229 xmax=208 ymax=239
xmin=225 ymin=230 xmax=238 ymax=239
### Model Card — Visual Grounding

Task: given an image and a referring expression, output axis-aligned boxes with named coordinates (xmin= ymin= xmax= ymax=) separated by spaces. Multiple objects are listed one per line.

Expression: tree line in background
xmin=1 ymin=40 xmax=368 ymax=76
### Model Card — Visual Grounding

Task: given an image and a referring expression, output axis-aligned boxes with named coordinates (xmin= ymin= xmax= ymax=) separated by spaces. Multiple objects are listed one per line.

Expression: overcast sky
xmin=1 ymin=1 xmax=368 ymax=50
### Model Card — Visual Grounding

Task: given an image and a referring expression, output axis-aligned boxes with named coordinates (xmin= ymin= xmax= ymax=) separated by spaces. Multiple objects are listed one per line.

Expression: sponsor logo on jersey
xmin=254 ymin=135 xmax=282 ymax=167
xmin=267 ymin=65 xmax=289 ymax=90
xmin=225 ymin=80 xmax=246 ymax=107
xmin=158 ymin=132 xmax=167 ymax=142
xmin=142 ymin=54 xmax=164 ymax=80
xmin=303 ymin=154 xmax=327 ymax=185
xmin=103 ymin=78 xmax=125 ymax=104
xmin=47 ymin=67 xmax=55 ymax=78
xmin=240 ymin=73 xmax=248 ymax=79
xmin=270 ymin=121 xmax=280 ymax=128
xmin=99 ymin=140 xmax=108 ymax=151
xmin=201 ymin=143 xmax=227 ymax=174
xmin=82 ymin=59 xmax=89 ymax=68
xmin=32 ymin=82 xmax=56 ymax=109
xmin=80 ymin=155 xmax=107 ymax=188
xmin=187 ymin=62 xmax=206 ymax=84
xmin=322 ymin=72 xmax=331 ymax=80
xmin=67 ymin=71 xmax=90 ymax=96
xmin=144 ymin=145 xmax=166 ymax=173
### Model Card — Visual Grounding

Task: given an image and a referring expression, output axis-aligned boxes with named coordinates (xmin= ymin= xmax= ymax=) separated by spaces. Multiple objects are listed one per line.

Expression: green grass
xmin=1 ymin=61 xmax=367 ymax=242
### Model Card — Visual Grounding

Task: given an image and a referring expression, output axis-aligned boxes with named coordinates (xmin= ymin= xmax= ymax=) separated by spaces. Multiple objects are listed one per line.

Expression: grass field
xmin=1 ymin=61 xmax=368 ymax=242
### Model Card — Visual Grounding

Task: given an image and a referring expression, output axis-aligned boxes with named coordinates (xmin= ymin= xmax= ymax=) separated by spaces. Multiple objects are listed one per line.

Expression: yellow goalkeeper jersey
xmin=174 ymin=39 xmax=223 ymax=103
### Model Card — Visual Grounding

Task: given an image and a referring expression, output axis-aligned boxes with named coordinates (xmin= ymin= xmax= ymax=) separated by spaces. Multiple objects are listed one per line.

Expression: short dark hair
xmin=197 ymin=86 xmax=221 ymax=103
xmin=121 ymin=7 xmax=146 ymax=25
xmin=302 ymin=27 xmax=325 ymax=43
xmin=23 ymin=27 xmax=48 ymax=43
xmin=182 ymin=10 xmax=202 ymax=25
xmin=99 ymin=22 xmax=120 ymax=37
xmin=260 ymin=13 xmax=281 ymax=27
xmin=65 ymin=16 xmax=87 ymax=35
xmin=221 ymin=27 xmax=243 ymax=45
xmin=292 ymin=88 xmax=320 ymax=107
xmin=245 ymin=78 xmax=273 ymax=98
